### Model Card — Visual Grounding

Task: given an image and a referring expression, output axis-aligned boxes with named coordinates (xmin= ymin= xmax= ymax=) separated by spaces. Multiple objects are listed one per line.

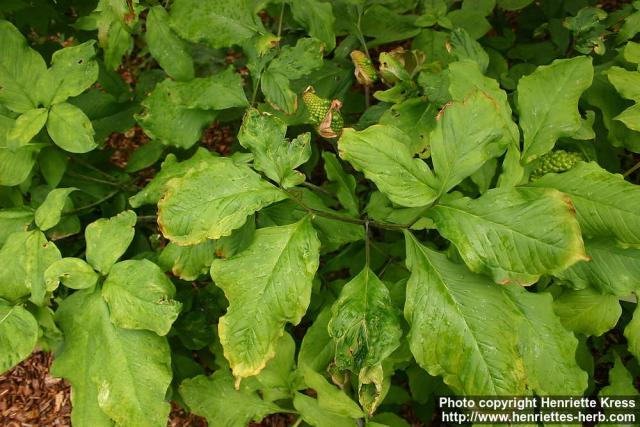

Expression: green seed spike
xmin=302 ymin=86 xmax=344 ymax=139
xmin=350 ymin=50 xmax=378 ymax=86
xmin=531 ymin=149 xmax=585 ymax=180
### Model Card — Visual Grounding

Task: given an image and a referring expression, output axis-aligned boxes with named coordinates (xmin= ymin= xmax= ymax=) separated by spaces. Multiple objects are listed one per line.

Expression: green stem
xmin=69 ymin=156 xmax=119 ymax=181
xmin=301 ymin=181 xmax=332 ymax=196
xmin=364 ymin=220 xmax=371 ymax=267
xmin=66 ymin=171 xmax=123 ymax=187
xmin=623 ymin=160 xmax=640 ymax=178
xmin=277 ymin=2 xmax=285 ymax=46
xmin=65 ymin=190 xmax=121 ymax=215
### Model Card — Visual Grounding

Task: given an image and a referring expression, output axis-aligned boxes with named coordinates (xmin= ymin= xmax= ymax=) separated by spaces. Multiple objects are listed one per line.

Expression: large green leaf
xmin=238 ymin=108 xmax=311 ymax=188
xmin=403 ymin=231 xmax=528 ymax=395
xmin=518 ymin=56 xmax=593 ymax=162
xmin=35 ymin=187 xmax=76 ymax=231
xmin=624 ymin=303 xmax=640 ymax=362
xmin=169 ymin=0 xmax=260 ymax=48
xmin=37 ymin=41 xmax=99 ymax=106
xmin=102 ymin=260 xmax=182 ymax=336
xmin=158 ymin=158 xmax=286 ymax=245
xmin=429 ymin=91 xmax=507 ymax=194
xmin=0 ymin=301 xmax=38 ymax=373
xmin=0 ymin=20 xmax=47 ymax=112
xmin=322 ymin=152 xmax=359 ymax=216
xmin=428 ymin=187 xmax=587 ymax=285
xmin=290 ymin=0 xmax=336 ymax=51
xmin=338 ymin=125 xmax=437 ymax=207
xmin=553 ymin=287 xmax=622 ymax=337
xmin=210 ymin=218 xmax=320 ymax=381
xmin=52 ymin=289 xmax=173 ymax=427
xmin=146 ymin=6 xmax=194 ymax=81
xmin=300 ymin=366 xmax=364 ymax=419
xmin=293 ymin=392 xmax=355 ymax=427
xmin=0 ymin=230 xmax=61 ymax=305
xmin=128 ymin=148 xmax=215 ymax=208
xmin=504 ymin=286 xmax=587 ymax=395
xmin=555 ymin=238 xmax=640 ymax=296
xmin=328 ymin=268 xmax=402 ymax=374
xmin=47 ymin=102 xmax=97 ymax=153
xmin=179 ymin=370 xmax=281 ymax=427
xmin=85 ymin=210 xmax=136 ymax=275
xmin=528 ymin=162 xmax=640 ymax=246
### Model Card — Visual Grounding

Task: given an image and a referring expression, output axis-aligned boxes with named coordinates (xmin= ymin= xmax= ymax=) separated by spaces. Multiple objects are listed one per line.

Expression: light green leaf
xmin=504 ymin=286 xmax=588 ymax=395
xmin=238 ymin=108 xmax=311 ymax=188
xmin=378 ymin=98 xmax=436 ymax=156
xmin=102 ymin=259 xmax=181 ymax=336
xmin=553 ymin=287 xmax=622 ymax=337
xmin=518 ymin=56 xmax=593 ymax=162
xmin=180 ymin=370 xmax=281 ymax=427
xmin=210 ymin=218 xmax=320 ymax=381
xmin=254 ymin=333 xmax=296 ymax=401
xmin=428 ymin=187 xmax=587 ymax=285
xmin=158 ymin=240 xmax=216 ymax=281
xmin=38 ymin=41 xmax=99 ymax=106
xmin=0 ymin=230 xmax=61 ymax=305
xmin=44 ymin=257 xmax=99 ymax=290
xmin=322 ymin=151 xmax=359 ymax=216
xmin=47 ymin=102 xmax=97 ymax=153
xmin=298 ymin=307 xmax=334 ymax=373
xmin=0 ymin=208 xmax=34 ymax=246
xmin=338 ymin=125 xmax=437 ymax=207
xmin=615 ymin=103 xmax=640 ymax=132
xmin=290 ymin=0 xmax=336 ymax=51
xmin=429 ymin=91 xmax=507 ymax=194
xmin=555 ymin=239 xmax=640 ymax=296
xmin=0 ymin=20 xmax=47 ymax=112
xmin=447 ymin=9 xmax=491 ymax=39
xmin=146 ymin=6 xmax=194 ymax=81
xmin=449 ymin=29 xmax=489 ymax=72
xmin=528 ymin=162 xmax=640 ymax=246
xmin=0 ymin=145 xmax=38 ymax=186
xmin=52 ymin=288 xmax=173 ymax=427
xmin=624 ymin=303 xmax=640 ymax=361
xmin=85 ymin=210 xmax=136 ymax=275
xmin=329 ymin=268 xmax=402 ymax=374
xmin=158 ymin=158 xmax=286 ymax=245
xmin=301 ymin=366 xmax=364 ymax=418
xmin=599 ymin=353 xmax=638 ymax=396
xmin=169 ymin=0 xmax=260 ymax=48
xmin=361 ymin=4 xmax=421 ymax=46
xmin=606 ymin=66 xmax=640 ymax=101
xmin=164 ymin=68 xmax=248 ymax=110
xmin=7 ymin=108 xmax=48 ymax=148
xmin=404 ymin=232 xmax=528 ymax=395
xmin=624 ymin=41 xmax=640 ymax=64
xmin=35 ymin=187 xmax=76 ymax=231
xmin=129 ymin=148 xmax=215 ymax=208
xmin=293 ymin=392 xmax=355 ymax=427
xmin=261 ymin=38 xmax=325 ymax=113
xmin=0 ymin=301 xmax=38 ymax=373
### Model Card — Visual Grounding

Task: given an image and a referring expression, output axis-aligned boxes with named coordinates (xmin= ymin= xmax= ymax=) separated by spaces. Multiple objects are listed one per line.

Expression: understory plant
xmin=1 ymin=0 xmax=640 ymax=425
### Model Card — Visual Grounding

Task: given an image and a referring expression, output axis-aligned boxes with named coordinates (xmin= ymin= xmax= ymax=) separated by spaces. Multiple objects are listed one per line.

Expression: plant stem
xmin=66 ymin=171 xmax=123 ymax=187
xmin=364 ymin=220 xmax=370 ymax=267
xmin=65 ymin=190 xmax=121 ymax=215
xmin=301 ymin=181 xmax=332 ymax=196
xmin=277 ymin=2 xmax=285 ymax=46
xmin=623 ymin=160 xmax=640 ymax=178
xmin=69 ymin=156 xmax=118 ymax=181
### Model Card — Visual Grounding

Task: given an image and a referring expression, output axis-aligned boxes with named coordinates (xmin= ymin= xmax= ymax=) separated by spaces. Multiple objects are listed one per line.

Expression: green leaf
xmin=599 ymin=353 xmax=638 ymax=396
xmin=0 ymin=208 xmax=34 ymax=246
xmin=210 ymin=218 xmax=320 ymax=381
xmin=253 ymin=333 xmax=296 ymax=401
xmin=555 ymin=239 xmax=640 ymax=296
xmin=85 ymin=210 xmax=136 ymax=275
xmin=0 ymin=301 xmax=38 ymax=373
xmin=169 ymin=0 xmax=260 ymax=48
xmin=0 ymin=145 xmax=39 ymax=186
xmin=146 ymin=6 xmax=194 ymax=81
xmin=504 ymin=286 xmax=587 ymax=395
xmin=7 ymin=108 xmax=48 ymax=148
xmin=300 ymin=366 xmax=364 ymax=418
xmin=293 ymin=392 xmax=355 ymax=427
xmin=158 ymin=240 xmax=217 ymax=281
xmin=518 ymin=56 xmax=593 ymax=162
xmin=124 ymin=140 xmax=164 ymax=172
xmin=448 ymin=30 xmax=489 ymax=72
xmin=447 ymin=9 xmax=491 ymax=40
xmin=180 ymin=371 xmax=281 ymax=427
xmin=606 ymin=66 xmax=640 ymax=101
xmin=329 ymin=268 xmax=402 ymax=374
xmin=298 ymin=307 xmax=334 ymax=373
xmin=102 ymin=259 xmax=181 ymax=336
xmin=338 ymin=125 xmax=437 ymax=207
xmin=262 ymin=38 xmax=325 ymax=113
xmin=0 ymin=20 xmax=47 ymax=112
xmin=158 ymin=158 xmax=286 ymax=245
xmin=46 ymin=102 xmax=97 ymax=153
xmin=35 ymin=187 xmax=76 ymax=231
xmin=0 ymin=230 xmax=61 ymax=305
xmin=129 ymin=148 xmax=215 ymax=208
xmin=553 ymin=287 xmax=622 ymax=337
xmin=322 ymin=151 xmax=359 ymax=216
xmin=361 ymin=4 xmax=421 ymax=46
xmin=163 ymin=68 xmax=248 ymax=110
xmin=428 ymin=187 xmax=587 ymax=285
xmin=290 ymin=0 xmax=336 ymax=51
xmin=238 ymin=108 xmax=311 ymax=188
xmin=403 ymin=232 xmax=528 ymax=395
xmin=429 ymin=91 xmax=507 ymax=194
xmin=51 ymin=288 xmax=173 ymax=427
xmin=624 ymin=303 xmax=640 ymax=362
xmin=38 ymin=41 xmax=99 ymax=106
xmin=615 ymin=103 xmax=640 ymax=132
xmin=378 ymin=98 xmax=436 ymax=156
xmin=528 ymin=162 xmax=640 ymax=246
xmin=44 ymin=257 xmax=99 ymax=290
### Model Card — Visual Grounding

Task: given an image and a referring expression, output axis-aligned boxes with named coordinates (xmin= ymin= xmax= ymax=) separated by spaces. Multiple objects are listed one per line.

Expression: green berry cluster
xmin=302 ymin=88 xmax=344 ymax=138
xmin=531 ymin=150 xmax=585 ymax=179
